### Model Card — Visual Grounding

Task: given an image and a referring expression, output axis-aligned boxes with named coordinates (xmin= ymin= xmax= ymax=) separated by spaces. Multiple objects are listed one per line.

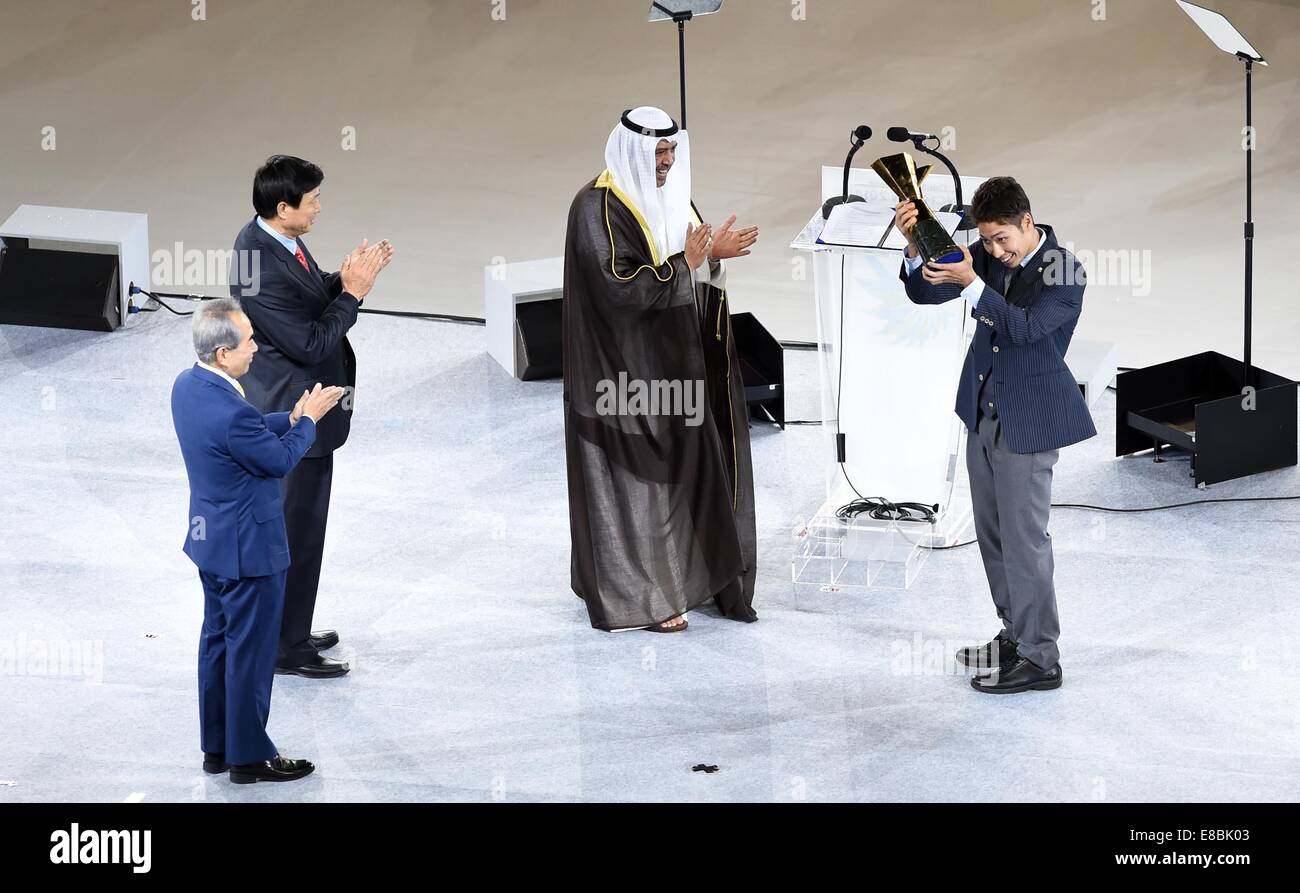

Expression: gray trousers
xmin=966 ymin=412 xmax=1061 ymax=669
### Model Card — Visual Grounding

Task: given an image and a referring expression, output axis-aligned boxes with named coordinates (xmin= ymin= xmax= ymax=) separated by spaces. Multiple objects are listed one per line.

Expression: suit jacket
xmin=171 ymin=364 xmax=317 ymax=579
xmin=902 ymin=224 xmax=1097 ymax=454
xmin=231 ymin=217 xmax=359 ymax=458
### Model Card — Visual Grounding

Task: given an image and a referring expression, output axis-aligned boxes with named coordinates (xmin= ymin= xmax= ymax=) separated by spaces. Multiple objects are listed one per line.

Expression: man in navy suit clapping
xmin=896 ymin=177 xmax=1096 ymax=695
xmin=171 ymin=298 xmax=344 ymax=782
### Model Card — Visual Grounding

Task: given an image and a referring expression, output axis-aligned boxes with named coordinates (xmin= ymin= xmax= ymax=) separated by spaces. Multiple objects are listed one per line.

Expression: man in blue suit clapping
xmin=896 ymin=177 xmax=1096 ymax=695
xmin=171 ymin=298 xmax=344 ymax=782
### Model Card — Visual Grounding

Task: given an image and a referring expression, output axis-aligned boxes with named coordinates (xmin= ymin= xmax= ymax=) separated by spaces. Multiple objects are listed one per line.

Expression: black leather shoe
xmin=275 ymin=653 xmax=350 ymax=678
xmin=971 ymin=658 xmax=1063 ymax=694
xmin=309 ymin=629 xmax=339 ymax=651
xmin=956 ymin=633 xmax=1019 ymax=671
xmin=202 ymin=753 xmax=228 ymax=774
xmin=229 ymin=755 xmax=315 ymax=784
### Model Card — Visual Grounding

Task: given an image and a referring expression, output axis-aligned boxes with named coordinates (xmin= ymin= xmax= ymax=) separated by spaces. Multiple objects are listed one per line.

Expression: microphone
xmin=887 ymin=126 xmax=938 ymax=144
xmin=822 ymin=124 xmax=873 ymax=219
xmin=887 ymin=126 xmax=977 ymax=231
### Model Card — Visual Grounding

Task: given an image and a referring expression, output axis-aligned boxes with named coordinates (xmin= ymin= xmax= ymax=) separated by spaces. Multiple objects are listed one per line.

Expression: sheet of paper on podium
xmin=816 ymin=202 xmax=894 ymax=247
xmin=818 ymin=202 xmax=964 ymax=251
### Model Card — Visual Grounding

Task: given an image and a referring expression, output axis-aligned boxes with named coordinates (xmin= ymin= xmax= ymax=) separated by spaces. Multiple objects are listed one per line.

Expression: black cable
xmin=832 ymin=255 xmax=872 ymax=510
xmin=834 ymin=256 xmax=847 ymax=435
xmin=133 ymin=289 xmax=205 ymax=316
xmin=1054 ymin=494 xmax=1300 ymax=514
xmin=922 ymin=539 xmax=977 ymax=551
xmin=148 ymin=300 xmax=193 ymax=316
xmin=132 ymin=288 xmax=488 ymax=325
xmin=358 ymin=308 xmax=484 ymax=325
xmin=916 ymin=495 xmax=1300 ymax=553
xmin=144 ymin=289 xmax=216 ymax=300
xmin=835 ymin=496 xmax=937 ymax=524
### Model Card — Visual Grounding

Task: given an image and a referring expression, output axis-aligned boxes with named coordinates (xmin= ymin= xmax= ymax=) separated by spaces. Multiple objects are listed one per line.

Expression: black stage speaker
xmin=514 ymin=297 xmax=563 ymax=381
xmin=1116 ymin=351 xmax=1297 ymax=487
xmin=731 ymin=311 xmax=785 ymax=429
xmin=514 ymin=300 xmax=787 ymax=434
xmin=0 ymin=242 xmax=121 ymax=331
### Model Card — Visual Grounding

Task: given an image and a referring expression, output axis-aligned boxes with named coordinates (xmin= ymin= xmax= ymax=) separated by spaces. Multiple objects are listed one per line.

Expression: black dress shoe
xmin=956 ymin=633 xmax=1019 ymax=671
xmin=971 ymin=658 xmax=1063 ymax=694
xmin=202 ymin=753 xmax=229 ymax=774
xmin=229 ymin=755 xmax=315 ymax=785
xmin=309 ymin=629 xmax=339 ymax=651
xmin=275 ymin=653 xmax=350 ymax=678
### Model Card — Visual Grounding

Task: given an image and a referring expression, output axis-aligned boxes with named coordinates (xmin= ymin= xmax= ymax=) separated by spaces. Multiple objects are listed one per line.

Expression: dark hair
xmin=252 ymin=155 xmax=324 ymax=219
xmin=970 ymin=176 xmax=1032 ymax=227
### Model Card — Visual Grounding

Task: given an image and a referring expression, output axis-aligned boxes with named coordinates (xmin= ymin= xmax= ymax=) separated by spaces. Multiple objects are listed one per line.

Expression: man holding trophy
xmin=892 ymin=174 xmax=1096 ymax=695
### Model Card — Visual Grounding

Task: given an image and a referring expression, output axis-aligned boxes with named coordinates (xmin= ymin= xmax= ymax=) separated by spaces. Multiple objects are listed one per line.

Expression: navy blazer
xmin=231 ymin=217 xmax=359 ymax=458
xmin=902 ymin=224 xmax=1096 ymax=454
xmin=171 ymin=364 xmax=317 ymax=579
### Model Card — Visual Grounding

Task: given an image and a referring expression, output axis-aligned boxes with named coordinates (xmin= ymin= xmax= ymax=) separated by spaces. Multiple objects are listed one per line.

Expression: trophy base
xmin=914 ymin=217 xmax=963 ymax=265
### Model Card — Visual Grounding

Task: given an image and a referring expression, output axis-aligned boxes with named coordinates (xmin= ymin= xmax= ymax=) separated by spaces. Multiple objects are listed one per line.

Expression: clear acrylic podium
xmin=789 ymin=166 xmax=986 ymax=592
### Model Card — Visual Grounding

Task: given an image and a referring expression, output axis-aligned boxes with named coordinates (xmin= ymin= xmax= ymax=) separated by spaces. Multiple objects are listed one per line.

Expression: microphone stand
xmin=911 ymin=137 xmax=977 ymax=232
xmin=822 ymin=130 xmax=869 ymax=219
xmin=652 ymin=2 xmax=693 ymax=129
xmin=1238 ymin=50 xmax=1255 ymax=390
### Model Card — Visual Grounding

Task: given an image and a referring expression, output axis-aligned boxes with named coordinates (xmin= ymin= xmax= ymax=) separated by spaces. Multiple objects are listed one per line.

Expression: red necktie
xmin=295 ymin=245 xmax=310 ymax=272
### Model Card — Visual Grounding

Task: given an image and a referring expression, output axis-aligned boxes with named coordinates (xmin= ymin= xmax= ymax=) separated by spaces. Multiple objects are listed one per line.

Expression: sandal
xmin=645 ymin=616 xmax=688 ymax=633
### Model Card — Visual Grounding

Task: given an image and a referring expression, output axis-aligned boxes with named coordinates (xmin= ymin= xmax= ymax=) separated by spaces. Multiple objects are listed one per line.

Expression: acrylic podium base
xmin=1116 ymin=351 xmax=1298 ymax=487
xmin=791 ymin=495 xmax=973 ymax=595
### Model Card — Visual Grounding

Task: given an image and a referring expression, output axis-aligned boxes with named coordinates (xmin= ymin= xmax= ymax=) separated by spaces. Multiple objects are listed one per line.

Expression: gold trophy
xmin=872 ymin=152 xmax=964 ymax=265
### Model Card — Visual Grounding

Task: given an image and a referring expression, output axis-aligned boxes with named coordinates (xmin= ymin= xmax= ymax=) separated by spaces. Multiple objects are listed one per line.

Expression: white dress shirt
xmin=197 ymin=360 xmax=245 ymax=398
xmin=256 ymin=216 xmax=300 ymax=256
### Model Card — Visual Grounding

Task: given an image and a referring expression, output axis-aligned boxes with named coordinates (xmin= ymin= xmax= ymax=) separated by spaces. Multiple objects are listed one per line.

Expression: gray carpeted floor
xmin=1 ymin=311 xmax=1297 ymax=803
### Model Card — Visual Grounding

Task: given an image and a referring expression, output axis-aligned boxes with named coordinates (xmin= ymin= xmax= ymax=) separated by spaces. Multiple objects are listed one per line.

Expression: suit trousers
xmin=278 ymin=453 xmax=334 ymax=664
xmin=966 ymin=412 xmax=1062 ymax=669
xmin=198 ymin=570 xmax=286 ymax=765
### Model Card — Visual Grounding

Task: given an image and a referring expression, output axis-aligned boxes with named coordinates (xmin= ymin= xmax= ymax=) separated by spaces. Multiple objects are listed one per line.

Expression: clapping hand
xmin=340 ymin=239 xmax=385 ymax=302
xmin=291 ymin=383 xmax=347 ymax=424
xmin=684 ymin=221 xmax=712 ymax=269
xmin=708 ymin=215 xmax=758 ymax=260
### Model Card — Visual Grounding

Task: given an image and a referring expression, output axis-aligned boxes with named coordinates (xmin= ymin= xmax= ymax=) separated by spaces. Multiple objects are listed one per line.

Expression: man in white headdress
xmin=562 ymin=106 xmax=760 ymax=633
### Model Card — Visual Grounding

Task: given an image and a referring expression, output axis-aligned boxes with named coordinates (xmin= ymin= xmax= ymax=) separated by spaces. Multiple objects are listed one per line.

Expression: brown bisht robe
xmin=562 ymin=173 xmax=758 ymax=631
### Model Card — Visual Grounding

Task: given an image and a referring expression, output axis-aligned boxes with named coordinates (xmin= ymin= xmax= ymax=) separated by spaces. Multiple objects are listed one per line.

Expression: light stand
xmin=1114 ymin=1 xmax=1295 ymax=487
xmin=648 ymin=1 xmax=724 ymax=130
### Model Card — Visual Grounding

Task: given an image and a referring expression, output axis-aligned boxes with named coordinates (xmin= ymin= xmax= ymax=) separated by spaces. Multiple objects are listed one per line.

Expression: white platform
xmin=484 ymin=257 xmax=563 ymax=379
xmin=1066 ymin=339 xmax=1119 ymax=409
xmin=0 ymin=205 xmax=150 ymax=327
